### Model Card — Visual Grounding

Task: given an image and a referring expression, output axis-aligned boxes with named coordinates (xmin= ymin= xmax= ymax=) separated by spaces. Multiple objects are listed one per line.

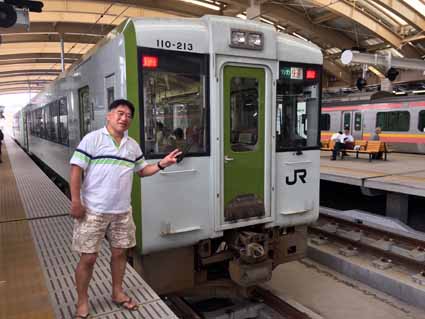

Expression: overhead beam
xmin=0 ymin=53 xmax=81 ymax=61
xmin=0 ymin=80 xmax=52 ymax=87
xmin=402 ymin=33 xmax=425 ymax=43
xmin=323 ymin=59 xmax=352 ymax=84
xmin=366 ymin=42 xmax=392 ymax=52
xmin=374 ymin=0 xmax=425 ymax=31
xmin=0 ymin=59 xmax=74 ymax=66
xmin=0 ymin=21 xmax=115 ymax=35
xmin=308 ymin=0 xmax=421 ymax=58
xmin=83 ymin=0 xmax=219 ymax=17
xmin=0 ymin=88 xmax=43 ymax=94
xmin=1 ymin=34 xmax=102 ymax=45
xmin=312 ymin=12 xmax=339 ymax=24
xmin=0 ymin=70 xmax=62 ymax=78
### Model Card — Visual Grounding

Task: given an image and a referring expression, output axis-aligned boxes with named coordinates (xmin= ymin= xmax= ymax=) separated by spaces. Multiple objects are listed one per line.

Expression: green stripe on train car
xmin=123 ymin=20 xmax=143 ymax=252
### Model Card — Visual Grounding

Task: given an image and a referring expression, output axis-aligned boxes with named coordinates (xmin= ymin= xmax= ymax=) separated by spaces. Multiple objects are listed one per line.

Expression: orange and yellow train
xmin=321 ymin=95 xmax=425 ymax=154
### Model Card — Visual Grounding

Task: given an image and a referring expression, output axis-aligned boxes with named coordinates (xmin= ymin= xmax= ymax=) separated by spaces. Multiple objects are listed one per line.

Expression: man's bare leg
xmin=111 ymin=247 xmax=138 ymax=309
xmin=75 ymin=253 xmax=98 ymax=316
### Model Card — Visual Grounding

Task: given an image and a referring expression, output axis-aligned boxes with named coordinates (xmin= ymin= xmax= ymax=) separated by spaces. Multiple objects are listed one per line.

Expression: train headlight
xmin=230 ymin=29 xmax=263 ymax=50
xmin=231 ymin=30 xmax=246 ymax=46
xmin=247 ymin=33 xmax=262 ymax=49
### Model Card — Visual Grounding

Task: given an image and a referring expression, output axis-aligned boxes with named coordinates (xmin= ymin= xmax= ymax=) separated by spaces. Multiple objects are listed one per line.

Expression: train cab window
xmin=230 ymin=77 xmax=258 ymax=152
xmin=58 ymin=98 xmax=69 ymax=145
xmin=418 ymin=110 xmax=425 ymax=132
xmin=376 ymin=111 xmax=410 ymax=131
xmin=320 ymin=114 xmax=330 ymax=131
xmin=276 ymin=63 xmax=321 ymax=151
xmin=140 ymin=49 xmax=209 ymax=158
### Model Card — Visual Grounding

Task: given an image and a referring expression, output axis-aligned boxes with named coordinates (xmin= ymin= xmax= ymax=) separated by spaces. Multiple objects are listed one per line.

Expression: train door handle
xmin=224 ymin=155 xmax=234 ymax=163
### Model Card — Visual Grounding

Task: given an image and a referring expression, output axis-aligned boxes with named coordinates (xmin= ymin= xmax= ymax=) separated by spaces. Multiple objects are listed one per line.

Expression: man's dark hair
xmin=109 ymin=99 xmax=135 ymax=117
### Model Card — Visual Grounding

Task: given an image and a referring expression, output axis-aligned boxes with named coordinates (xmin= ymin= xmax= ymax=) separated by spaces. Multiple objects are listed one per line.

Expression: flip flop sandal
xmin=113 ymin=297 xmax=139 ymax=311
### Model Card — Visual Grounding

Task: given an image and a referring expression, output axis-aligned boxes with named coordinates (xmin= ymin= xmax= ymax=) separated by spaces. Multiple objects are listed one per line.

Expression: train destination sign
xmin=280 ymin=67 xmax=303 ymax=80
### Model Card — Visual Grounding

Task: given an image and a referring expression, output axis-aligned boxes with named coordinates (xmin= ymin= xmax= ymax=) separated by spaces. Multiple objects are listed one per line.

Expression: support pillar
xmin=246 ymin=0 xmax=261 ymax=21
xmin=386 ymin=192 xmax=408 ymax=224
xmin=60 ymin=33 xmax=65 ymax=72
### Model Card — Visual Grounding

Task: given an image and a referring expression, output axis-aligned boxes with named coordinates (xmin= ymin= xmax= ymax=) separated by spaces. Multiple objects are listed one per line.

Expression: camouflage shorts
xmin=72 ymin=209 xmax=136 ymax=254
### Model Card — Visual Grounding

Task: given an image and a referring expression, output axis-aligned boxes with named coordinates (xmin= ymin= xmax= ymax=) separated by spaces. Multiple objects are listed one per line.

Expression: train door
xmin=342 ymin=111 xmax=362 ymax=139
xmin=341 ymin=111 xmax=351 ymax=131
xmin=223 ymin=66 xmax=268 ymax=223
xmin=353 ymin=111 xmax=363 ymax=139
xmin=78 ymin=86 xmax=92 ymax=138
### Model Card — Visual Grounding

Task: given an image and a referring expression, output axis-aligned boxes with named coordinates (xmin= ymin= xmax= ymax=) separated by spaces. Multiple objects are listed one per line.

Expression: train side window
xmin=29 ymin=111 xmax=35 ymax=135
xmin=418 ymin=110 xmax=425 ymax=132
xmin=45 ymin=105 xmax=50 ymax=140
xmin=140 ymin=49 xmax=209 ymax=158
xmin=34 ymin=108 xmax=43 ymax=137
xmin=276 ymin=63 xmax=321 ymax=151
xmin=376 ymin=111 xmax=410 ymax=131
xmin=107 ymin=87 xmax=114 ymax=107
xmin=354 ymin=112 xmax=362 ymax=131
xmin=58 ymin=98 xmax=69 ymax=145
xmin=320 ymin=114 xmax=330 ymax=131
xmin=47 ymin=102 xmax=59 ymax=142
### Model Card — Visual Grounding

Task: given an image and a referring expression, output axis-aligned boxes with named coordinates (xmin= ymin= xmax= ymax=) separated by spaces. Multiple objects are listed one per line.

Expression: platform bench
xmin=346 ymin=141 xmax=388 ymax=162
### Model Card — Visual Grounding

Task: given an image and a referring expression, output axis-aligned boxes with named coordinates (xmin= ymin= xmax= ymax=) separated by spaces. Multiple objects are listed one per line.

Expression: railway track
xmin=309 ymin=211 xmax=425 ymax=284
xmin=164 ymin=286 xmax=317 ymax=319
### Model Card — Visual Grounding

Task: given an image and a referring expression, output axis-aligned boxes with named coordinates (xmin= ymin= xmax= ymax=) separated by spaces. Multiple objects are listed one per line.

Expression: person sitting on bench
xmin=331 ymin=127 xmax=353 ymax=160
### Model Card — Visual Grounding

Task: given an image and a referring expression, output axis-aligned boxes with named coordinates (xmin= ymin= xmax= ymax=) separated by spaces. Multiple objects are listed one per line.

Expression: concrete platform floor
xmin=265 ymin=259 xmax=425 ymax=319
xmin=320 ymin=152 xmax=425 ymax=197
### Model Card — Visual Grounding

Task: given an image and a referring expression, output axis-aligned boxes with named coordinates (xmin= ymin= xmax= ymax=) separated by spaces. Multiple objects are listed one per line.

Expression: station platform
xmin=0 ymin=137 xmax=177 ymax=319
xmin=320 ymin=152 xmax=425 ymax=224
xmin=320 ymin=152 xmax=425 ymax=197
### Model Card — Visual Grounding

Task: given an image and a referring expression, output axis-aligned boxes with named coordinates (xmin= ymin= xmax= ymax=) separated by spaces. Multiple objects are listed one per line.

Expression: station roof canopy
xmin=0 ymin=0 xmax=424 ymax=95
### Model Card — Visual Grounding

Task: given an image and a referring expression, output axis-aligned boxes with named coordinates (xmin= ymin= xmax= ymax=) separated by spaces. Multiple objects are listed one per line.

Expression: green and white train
xmin=13 ymin=15 xmax=322 ymax=291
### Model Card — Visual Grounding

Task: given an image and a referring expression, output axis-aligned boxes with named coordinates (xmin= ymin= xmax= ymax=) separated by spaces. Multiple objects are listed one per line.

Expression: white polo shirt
xmin=70 ymin=127 xmax=148 ymax=214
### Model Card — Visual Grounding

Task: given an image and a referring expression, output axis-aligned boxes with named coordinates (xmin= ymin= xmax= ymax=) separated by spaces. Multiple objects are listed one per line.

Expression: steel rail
xmin=253 ymin=286 xmax=313 ymax=319
xmin=309 ymin=214 xmax=425 ymax=271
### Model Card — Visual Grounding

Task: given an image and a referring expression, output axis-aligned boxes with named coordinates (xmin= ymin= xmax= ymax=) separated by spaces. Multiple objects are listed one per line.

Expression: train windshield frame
xmin=276 ymin=62 xmax=322 ymax=152
xmin=138 ymin=48 xmax=210 ymax=159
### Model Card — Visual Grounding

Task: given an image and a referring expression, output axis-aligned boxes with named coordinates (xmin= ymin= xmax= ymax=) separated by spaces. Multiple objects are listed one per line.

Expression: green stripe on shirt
xmin=91 ymin=158 xmax=134 ymax=168
xmin=72 ymin=151 xmax=91 ymax=163
xmin=136 ymin=158 xmax=145 ymax=165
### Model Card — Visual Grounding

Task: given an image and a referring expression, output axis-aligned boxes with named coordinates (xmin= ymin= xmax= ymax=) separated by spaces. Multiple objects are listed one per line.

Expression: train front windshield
xmin=139 ymin=49 xmax=209 ymax=159
xmin=276 ymin=63 xmax=321 ymax=151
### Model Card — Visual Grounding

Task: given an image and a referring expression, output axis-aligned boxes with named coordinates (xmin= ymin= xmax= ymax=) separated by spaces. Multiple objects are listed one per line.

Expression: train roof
xmin=27 ymin=15 xmax=323 ymax=109
xmin=323 ymin=93 xmax=425 ymax=107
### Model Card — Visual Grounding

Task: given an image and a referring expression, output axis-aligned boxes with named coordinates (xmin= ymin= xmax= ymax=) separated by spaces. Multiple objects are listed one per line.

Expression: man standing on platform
xmin=69 ymin=99 xmax=181 ymax=318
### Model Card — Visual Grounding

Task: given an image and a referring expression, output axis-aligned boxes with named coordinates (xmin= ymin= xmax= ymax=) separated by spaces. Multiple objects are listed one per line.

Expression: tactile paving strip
xmin=6 ymin=140 xmax=177 ymax=319
xmin=7 ymin=142 xmax=70 ymax=219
